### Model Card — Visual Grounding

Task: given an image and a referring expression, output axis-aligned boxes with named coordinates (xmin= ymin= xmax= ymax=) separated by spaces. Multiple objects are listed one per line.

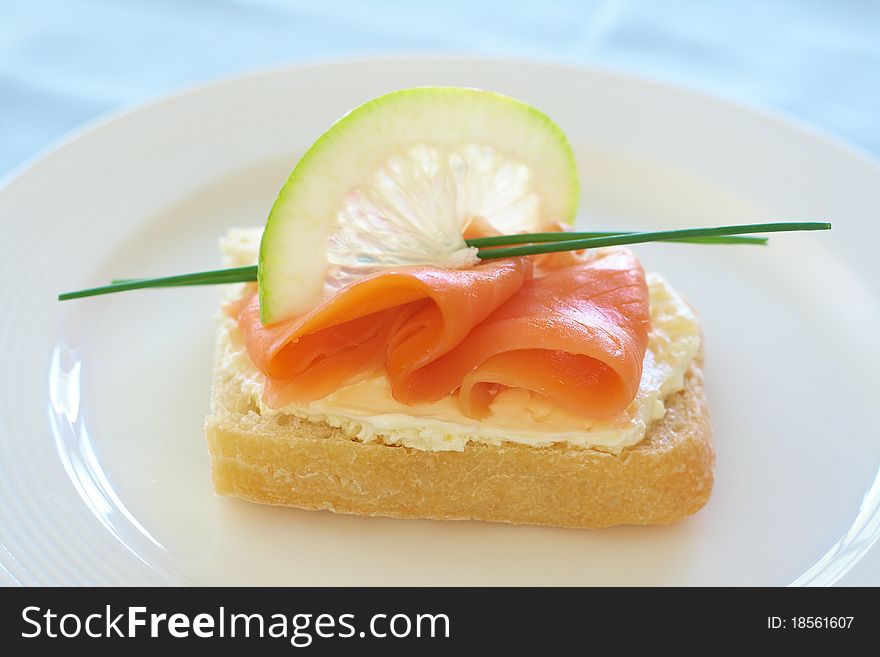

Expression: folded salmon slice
xmin=236 ymin=248 xmax=650 ymax=419
xmin=236 ymin=258 xmax=531 ymax=407
xmin=398 ymin=249 xmax=651 ymax=418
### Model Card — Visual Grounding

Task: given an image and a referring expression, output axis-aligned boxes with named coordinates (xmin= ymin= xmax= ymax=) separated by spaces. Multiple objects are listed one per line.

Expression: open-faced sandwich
xmin=59 ymin=87 xmax=830 ymax=528
xmin=206 ymin=87 xmax=711 ymax=529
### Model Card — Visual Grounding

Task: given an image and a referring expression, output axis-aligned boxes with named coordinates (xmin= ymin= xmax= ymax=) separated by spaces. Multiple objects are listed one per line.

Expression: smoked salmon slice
xmin=236 ymin=248 xmax=650 ymax=419
xmin=236 ymin=257 xmax=531 ymax=407
xmin=395 ymin=249 xmax=651 ymax=418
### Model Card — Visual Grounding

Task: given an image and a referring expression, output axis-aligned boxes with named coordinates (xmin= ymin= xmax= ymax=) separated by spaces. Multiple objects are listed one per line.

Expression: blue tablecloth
xmin=3 ymin=0 xmax=879 ymax=175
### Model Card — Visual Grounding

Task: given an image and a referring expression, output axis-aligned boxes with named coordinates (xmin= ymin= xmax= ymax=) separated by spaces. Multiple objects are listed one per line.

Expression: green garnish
xmin=58 ymin=266 xmax=258 ymax=300
xmin=57 ymin=222 xmax=829 ymax=301
xmin=470 ymin=222 xmax=828 ymax=257
xmin=469 ymin=231 xmax=769 ymax=248
xmin=467 ymin=230 xmax=767 ymax=248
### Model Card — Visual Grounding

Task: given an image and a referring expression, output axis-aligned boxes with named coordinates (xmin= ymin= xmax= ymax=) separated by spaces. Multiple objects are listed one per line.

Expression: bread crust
xmin=205 ymin=337 xmax=713 ymax=529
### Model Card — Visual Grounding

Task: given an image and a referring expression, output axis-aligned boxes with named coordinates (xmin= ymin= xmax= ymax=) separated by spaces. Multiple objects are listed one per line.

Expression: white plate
xmin=2 ymin=58 xmax=879 ymax=586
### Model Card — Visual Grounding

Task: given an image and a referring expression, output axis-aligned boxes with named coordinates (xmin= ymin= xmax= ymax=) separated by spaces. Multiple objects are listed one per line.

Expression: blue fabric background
xmin=2 ymin=0 xmax=879 ymax=175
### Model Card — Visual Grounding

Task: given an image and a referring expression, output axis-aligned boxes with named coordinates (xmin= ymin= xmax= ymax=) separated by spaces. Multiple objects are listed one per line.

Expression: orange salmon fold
xmin=401 ymin=249 xmax=651 ymax=418
xmin=236 ymin=258 xmax=532 ymax=407
xmin=235 ymin=249 xmax=650 ymax=419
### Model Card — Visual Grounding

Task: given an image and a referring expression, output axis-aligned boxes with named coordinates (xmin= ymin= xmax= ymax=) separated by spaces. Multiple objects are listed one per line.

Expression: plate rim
xmin=3 ymin=54 xmax=879 ymax=194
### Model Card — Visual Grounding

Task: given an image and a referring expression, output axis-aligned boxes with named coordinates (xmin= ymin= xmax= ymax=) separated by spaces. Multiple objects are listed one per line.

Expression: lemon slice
xmin=258 ymin=86 xmax=579 ymax=324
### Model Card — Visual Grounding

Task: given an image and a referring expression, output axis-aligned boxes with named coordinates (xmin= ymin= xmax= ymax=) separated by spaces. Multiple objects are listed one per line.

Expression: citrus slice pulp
xmin=259 ymin=86 xmax=579 ymax=324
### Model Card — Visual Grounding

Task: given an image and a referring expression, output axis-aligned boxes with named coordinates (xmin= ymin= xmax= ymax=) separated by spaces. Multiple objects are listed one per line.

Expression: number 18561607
xmin=768 ymin=617 xmax=854 ymax=629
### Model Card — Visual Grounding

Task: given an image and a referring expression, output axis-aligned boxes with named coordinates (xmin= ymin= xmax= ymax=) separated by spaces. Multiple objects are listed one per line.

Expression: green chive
xmin=58 ymin=265 xmax=258 ymax=300
xmin=467 ymin=231 xmax=769 ymax=248
xmin=109 ymin=269 xmax=258 ymax=287
xmin=475 ymin=222 xmax=830 ymax=259
xmin=57 ymin=222 xmax=829 ymax=301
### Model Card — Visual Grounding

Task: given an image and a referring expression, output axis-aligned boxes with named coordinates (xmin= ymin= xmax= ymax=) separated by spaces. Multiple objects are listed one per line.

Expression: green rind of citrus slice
xmin=259 ymin=86 xmax=579 ymax=324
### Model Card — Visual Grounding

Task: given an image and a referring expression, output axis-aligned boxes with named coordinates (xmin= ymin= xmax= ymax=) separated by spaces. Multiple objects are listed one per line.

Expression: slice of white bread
xmin=204 ymin=324 xmax=714 ymax=528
